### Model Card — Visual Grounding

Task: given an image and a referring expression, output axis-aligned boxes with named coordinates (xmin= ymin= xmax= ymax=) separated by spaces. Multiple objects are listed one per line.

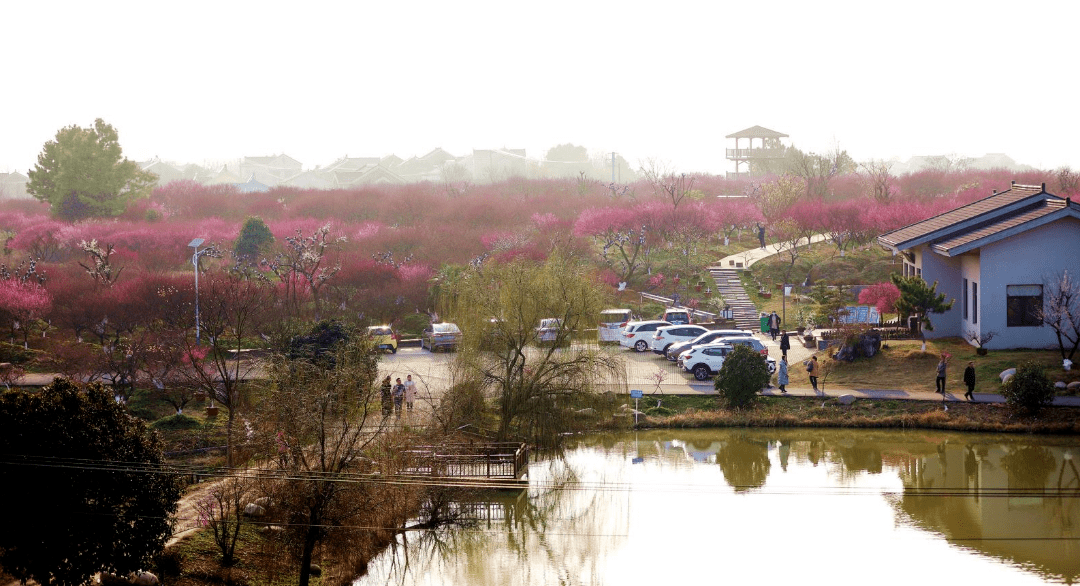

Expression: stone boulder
xmin=837 ymin=394 xmax=856 ymax=405
xmin=244 ymin=503 xmax=266 ymax=518
xmin=1068 ymin=381 xmax=1080 ymax=391
xmin=1055 ymin=381 xmax=1068 ymax=390
xmin=133 ymin=572 xmax=159 ymax=586
xmin=832 ymin=331 xmax=883 ymax=362
xmin=1000 ymin=368 xmax=1016 ymax=384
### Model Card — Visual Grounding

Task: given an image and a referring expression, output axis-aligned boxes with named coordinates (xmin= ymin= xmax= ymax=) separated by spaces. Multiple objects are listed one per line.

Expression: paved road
xmin=14 ymin=336 xmax=1080 ymax=407
xmin=376 ymin=338 xmax=1080 ymax=407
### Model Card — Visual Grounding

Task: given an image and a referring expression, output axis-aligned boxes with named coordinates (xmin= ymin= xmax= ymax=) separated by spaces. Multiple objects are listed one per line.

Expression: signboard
xmin=630 ymin=389 xmax=643 ymax=399
xmin=840 ymin=305 xmax=881 ymax=324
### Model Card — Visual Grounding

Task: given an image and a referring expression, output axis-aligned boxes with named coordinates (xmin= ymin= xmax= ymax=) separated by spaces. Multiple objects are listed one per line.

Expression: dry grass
xmin=645 ymin=396 xmax=1080 ymax=434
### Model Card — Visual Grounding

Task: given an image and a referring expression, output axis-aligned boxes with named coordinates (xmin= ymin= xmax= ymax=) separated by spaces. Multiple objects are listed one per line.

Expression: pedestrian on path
xmin=777 ymin=356 xmax=789 ymax=394
xmin=935 ymin=353 xmax=949 ymax=394
xmin=806 ymin=355 xmax=819 ymax=391
xmin=963 ymin=361 xmax=976 ymax=401
xmin=392 ymin=378 xmax=405 ymax=417
xmin=779 ymin=331 xmax=791 ymax=358
xmin=381 ymin=376 xmax=393 ymax=418
xmin=768 ymin=311 xmax=780 ymax=341
xmin=404 ymin=374 xmax=417 ymax=412
xmin=757 ymin=223 xmax=766 ymax=249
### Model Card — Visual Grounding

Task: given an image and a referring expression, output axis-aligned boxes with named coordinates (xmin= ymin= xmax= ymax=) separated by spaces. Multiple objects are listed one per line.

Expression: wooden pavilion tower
xmin=725 ymin=125 xmax=789 ymax=179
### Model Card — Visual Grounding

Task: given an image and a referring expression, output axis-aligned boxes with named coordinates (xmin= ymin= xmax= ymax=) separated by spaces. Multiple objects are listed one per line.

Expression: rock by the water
xmin=837 ymin=394 xmax=856 ymax=405
xmin=244 ymin=503 xmax=266 ymax=517
xmin=1055 ymin=381 xmax=1068 ymax=389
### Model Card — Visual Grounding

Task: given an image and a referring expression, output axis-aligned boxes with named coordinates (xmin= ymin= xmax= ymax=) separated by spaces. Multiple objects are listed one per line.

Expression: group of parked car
xmin=366 ymin=308 xmax=775 ymax=381
xmin=365 ymin=322 xmax=464 ymax=353
xmin=606 ymin=309 xmax=775 ymax=381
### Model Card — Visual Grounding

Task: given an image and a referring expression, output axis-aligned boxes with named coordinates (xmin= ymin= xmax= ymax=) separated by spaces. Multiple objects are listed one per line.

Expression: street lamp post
xmin=188 ymin=238 xmax=206 ymax=345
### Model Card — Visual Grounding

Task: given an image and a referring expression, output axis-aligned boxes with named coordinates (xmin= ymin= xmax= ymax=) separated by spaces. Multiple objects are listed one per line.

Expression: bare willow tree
xmin=446 ymin=251 xmax=624 ymax=444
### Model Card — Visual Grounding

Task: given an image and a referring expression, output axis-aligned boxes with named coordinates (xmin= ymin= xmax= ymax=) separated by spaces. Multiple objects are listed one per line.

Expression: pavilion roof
xmin=725 ymin=125 xmax=788 ymax=139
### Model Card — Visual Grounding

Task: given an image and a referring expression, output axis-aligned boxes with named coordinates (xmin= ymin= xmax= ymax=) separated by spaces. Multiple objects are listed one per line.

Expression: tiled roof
xmin=878 ymin=183 xmax=1047 ymax=248
xmin=930 ymin=199 xmax=1071 ymax=255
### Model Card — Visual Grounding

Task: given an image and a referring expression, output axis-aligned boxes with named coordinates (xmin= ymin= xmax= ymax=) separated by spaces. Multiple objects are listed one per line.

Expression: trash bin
xmin=760 ymin=313 xmax=770 ymax=334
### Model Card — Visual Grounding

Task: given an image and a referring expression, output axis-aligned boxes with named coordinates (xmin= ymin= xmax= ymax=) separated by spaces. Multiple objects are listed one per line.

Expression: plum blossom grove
xmin=0 ymin=167 xmax=1074 ymax=358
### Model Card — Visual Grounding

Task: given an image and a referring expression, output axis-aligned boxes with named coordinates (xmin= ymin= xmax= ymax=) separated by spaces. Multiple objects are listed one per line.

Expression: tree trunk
xmin=298 ymin=524 xmax=319 ymax=586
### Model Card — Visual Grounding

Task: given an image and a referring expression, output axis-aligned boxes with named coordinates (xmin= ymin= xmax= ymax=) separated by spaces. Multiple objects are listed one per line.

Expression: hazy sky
xmin=3 ymin=0 xmax=1077 ymax=175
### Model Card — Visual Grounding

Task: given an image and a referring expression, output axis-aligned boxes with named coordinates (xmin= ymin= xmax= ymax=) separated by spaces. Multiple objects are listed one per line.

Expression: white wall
xmin=980 ymin=218 xmax=1080 ymax=349
xmin=916 ymin=244 xmax=964 ymax=338
xmin=959 ymin=253 xmax=982 ymax=346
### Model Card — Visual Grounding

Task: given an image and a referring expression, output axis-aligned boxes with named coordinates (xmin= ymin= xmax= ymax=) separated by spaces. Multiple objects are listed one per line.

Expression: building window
xmin=963 ymin=278 xmax=969 ymax=320
xmin=972 ymin=282 xmax=977 ymax=324
xmin=1006 ymin=284 xmax=1042 ymax=327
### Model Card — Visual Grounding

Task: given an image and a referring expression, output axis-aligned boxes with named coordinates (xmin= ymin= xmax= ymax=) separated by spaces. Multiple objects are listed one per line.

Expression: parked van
xmin=661 ymin=308 xmax=692 ymax=325
xmin=598 ymin=308 xmax=633 ymax=343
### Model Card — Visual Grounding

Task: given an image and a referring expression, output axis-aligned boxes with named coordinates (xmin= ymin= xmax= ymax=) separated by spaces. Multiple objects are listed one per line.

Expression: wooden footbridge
xmin=400 ymin=441 xmax=529 ymax=487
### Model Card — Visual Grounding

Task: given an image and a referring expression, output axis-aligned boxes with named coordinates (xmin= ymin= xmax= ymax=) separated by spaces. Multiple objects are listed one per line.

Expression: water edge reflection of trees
xmin=359 ymin=429 xmax=1080 ymax=586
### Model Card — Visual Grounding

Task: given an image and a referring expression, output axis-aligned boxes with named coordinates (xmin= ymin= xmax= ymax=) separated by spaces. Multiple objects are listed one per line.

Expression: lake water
xmin=359 ymin=429 xmax=1080 ymax=585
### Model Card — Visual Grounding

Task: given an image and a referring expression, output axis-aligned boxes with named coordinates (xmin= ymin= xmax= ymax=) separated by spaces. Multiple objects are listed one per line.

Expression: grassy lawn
xmin=824 ymin=337 xmax=1079 ymax=395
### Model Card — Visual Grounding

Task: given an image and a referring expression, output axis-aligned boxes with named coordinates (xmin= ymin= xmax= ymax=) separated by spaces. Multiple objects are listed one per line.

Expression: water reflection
xmin=361 ymin=429 xmax=1080 ymax=585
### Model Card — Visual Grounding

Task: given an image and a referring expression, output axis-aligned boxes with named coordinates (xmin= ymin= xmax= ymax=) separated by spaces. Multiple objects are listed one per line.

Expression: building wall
xmin=915 ymin=244 xmax=964 ymax=338
xmin=959 ymin=252 xmax=982 ymax=346
xmin=979 ymin=218 xmax=1080 ymax=349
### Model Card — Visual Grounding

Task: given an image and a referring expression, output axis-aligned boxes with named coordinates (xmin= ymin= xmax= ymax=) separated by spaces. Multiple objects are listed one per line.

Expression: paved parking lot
xmin=377 ymin=338 xmax=766 ymax=405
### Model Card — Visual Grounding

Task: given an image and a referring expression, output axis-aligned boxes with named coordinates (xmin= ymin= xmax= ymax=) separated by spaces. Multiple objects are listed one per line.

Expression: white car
xmin=650 ymin=324 xmax=710 ymax=355
xmin=598 ymin=308 xmax=634 ymax=343
xmin=536 ymin=318 xmax=566 ymax=345
xmin=678 ymin=341 xmax=776 ymax=380
xmin=620 ymin=320 xmax=672 ymax=352
xmin=678 ymin=343 xmax=735 ymax=381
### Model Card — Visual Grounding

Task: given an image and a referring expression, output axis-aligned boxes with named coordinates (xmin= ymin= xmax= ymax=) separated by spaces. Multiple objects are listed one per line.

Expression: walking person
xmin=777 ymin=355 xmax=789 ymax=394
xmin=806 ymin=355 xmax=819 ymax=392
xmin=380 ymin=375 xmax=393 ymax=418
xmin=935 ymin=353 xmax=949 ymax=394
xmin=963 ymin=361 xmax=976 ymax=401
xmin=768 ymin=311 xmax=780 ymax=341
xmin=779 ymin=331 xmax=791 ymax=357
xmin=757 ymin=223 xmax=766 ymax=249
xmin=403 ymin=374 xmax=417 ymax=412
xmin=392 ymin=377 xmax=405 ymax=418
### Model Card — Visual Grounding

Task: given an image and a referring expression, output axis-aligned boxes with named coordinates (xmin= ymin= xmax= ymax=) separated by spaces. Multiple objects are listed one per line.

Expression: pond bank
xmin=631 ymin=395 xmax=1080 ymax=435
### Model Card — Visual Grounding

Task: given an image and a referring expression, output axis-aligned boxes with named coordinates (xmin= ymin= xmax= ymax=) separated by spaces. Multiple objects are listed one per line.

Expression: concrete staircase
xmin=709 ymin=268 xmax=761 ymax=331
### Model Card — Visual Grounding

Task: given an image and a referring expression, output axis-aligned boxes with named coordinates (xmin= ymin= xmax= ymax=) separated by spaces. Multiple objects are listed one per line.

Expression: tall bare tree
xmin=1039 ymin=270 xmax=1080 ymax=362
xmin=258 ymin=333 xmax=414 ymax=586
xmin=184 ymin=268 xmax=276 ymax=466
